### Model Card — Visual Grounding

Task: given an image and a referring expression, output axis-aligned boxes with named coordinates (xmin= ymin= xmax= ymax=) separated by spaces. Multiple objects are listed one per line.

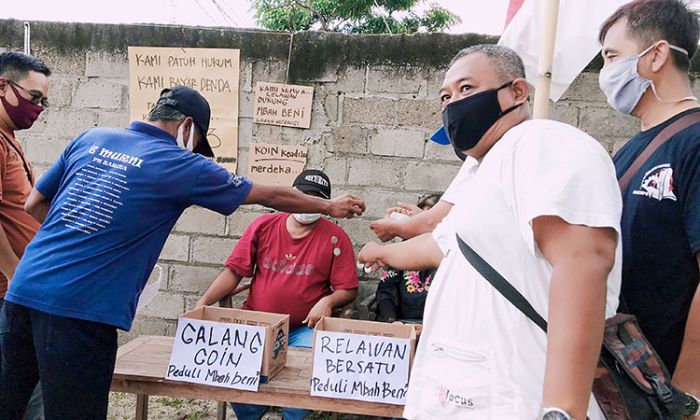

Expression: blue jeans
xmin=287 ymin=325 xmax=313 ymax=348
xmin=0 ymin=301 xmax=117 ymax=419
xmin=230 ymin=403 xmax=309 ymax=420
xmin=231 ymin=326 xmax=314 ymax=420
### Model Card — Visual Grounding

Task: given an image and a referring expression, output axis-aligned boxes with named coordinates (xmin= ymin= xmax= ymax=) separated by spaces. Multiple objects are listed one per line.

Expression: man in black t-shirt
xmin=599 ymin=0 xmax=699 ymax=410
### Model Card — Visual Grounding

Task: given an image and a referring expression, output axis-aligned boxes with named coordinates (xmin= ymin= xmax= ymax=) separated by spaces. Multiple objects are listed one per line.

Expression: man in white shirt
xmin=359 ymin=44 xmax=622 ymax=420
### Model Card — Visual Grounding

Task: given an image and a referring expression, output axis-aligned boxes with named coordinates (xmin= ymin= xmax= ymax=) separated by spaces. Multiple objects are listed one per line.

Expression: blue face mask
xmin=599 ymin=42 xmax=695 ymax=114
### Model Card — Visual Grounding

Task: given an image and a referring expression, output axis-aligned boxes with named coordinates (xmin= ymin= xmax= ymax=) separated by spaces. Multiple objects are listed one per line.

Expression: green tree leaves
xmin=251 ymin=0 xmax=460 ymax=34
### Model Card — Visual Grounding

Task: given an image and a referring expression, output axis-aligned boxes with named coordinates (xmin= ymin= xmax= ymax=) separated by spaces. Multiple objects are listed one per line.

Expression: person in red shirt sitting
xmin=196 ymin=169 xmax=358 ymax=420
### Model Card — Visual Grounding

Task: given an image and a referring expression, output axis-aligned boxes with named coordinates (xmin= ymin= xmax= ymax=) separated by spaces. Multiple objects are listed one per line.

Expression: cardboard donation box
xmin=311 ymin=317 xmax=417 ymax=405
xmin=166 ymin=307 xmax=289 ymax=391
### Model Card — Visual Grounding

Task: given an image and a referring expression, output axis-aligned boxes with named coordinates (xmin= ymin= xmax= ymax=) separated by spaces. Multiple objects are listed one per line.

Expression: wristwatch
xmin=541 ymin=407 xmax=573 ymax=420
xmin=684 ymin=392 xmax=700 ymax=417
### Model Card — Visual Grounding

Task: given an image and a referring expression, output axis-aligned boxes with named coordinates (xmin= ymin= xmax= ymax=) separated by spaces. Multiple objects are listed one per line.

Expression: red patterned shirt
xmin=226 ymin=213 xmax=358 ymax=328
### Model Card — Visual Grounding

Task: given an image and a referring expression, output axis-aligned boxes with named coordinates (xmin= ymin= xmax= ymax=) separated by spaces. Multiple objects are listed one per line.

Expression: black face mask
xmin=441 ymin=81 xmax=520 ymax=161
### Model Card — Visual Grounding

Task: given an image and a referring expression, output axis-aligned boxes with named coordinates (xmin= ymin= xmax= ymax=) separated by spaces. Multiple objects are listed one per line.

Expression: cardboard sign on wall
xmin=247 ymin=143 xmax=308 ymax=186
xmin=128 ymin=47 xmax=240 ymax=171
xmin=254 ymin=82 xmax=314 ymax=129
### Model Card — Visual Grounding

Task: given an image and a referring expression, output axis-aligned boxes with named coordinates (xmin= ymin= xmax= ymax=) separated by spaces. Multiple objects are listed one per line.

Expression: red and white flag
xmin=505 ymin=0 xmax=525 ymax=27
xmin=499 ymin=0 xmax=626 ymax=101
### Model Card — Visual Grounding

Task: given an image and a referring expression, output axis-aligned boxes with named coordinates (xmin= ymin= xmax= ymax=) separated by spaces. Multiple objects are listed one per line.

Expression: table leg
xmin=135 ymin=394 xmax=148 ymax=420
xmin=216 ymin=401 xmax=227 ymax=420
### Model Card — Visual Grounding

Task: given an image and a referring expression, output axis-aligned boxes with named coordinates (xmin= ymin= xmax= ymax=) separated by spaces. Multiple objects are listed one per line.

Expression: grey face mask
xmin=599 ymin=42 xmax=695 ymax=115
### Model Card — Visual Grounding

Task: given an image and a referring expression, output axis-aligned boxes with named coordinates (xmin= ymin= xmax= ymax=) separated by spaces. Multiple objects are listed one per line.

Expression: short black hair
xmin=147 ymin=90 xmax=186 ymax=121
xmin=599 ymin=0 xmax=700 ymax=71
xmin=0 ymin=52 xmax=51 ymax=82
xmin=417 ymin=193 xmax=442 ymax=210
xmin=449 ymin=44 xmax=526 ymax=84
xmin=147 ymin=105 xmax=186 ymax=122
xmin=147 ymin=91 xmax=206 ymax=138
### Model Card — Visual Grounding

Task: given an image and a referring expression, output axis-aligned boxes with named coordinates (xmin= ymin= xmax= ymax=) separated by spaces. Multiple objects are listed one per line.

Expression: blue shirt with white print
xmin=7 ymin=122 xmax=252 ymax=330
xmin=614 ymin=108 xmax=700 ymax=372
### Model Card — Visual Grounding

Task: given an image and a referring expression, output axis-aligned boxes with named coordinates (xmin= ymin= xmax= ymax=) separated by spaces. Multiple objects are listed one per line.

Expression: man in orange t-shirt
xmin=0 ymin=52 xmax=50 ymax=301
xmin=0 ymin=51 xmax=51 ymax=420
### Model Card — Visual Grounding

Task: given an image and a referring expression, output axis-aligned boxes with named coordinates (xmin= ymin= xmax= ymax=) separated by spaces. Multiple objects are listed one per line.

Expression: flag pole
xmin=532 ymin=0 xmax=560 ymax=119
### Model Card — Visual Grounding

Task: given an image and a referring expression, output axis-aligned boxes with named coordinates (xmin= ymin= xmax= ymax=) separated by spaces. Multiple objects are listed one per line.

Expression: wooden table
xmin=111 ymin=335 xmax=404 ymax=419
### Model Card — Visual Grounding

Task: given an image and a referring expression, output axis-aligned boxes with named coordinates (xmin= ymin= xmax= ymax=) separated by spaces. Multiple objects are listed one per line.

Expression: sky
xmin=4 ymin=0 xmax=510 ymax=36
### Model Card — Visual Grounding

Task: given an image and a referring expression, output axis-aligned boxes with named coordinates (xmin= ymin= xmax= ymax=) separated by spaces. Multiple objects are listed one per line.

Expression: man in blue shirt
xmin=599 ymin=0 xmax=699 ymax=413
xmin=0 ymin=86 xmax=365 ymax=420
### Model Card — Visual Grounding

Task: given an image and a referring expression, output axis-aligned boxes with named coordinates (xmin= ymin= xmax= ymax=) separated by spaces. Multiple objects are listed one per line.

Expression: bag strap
xmin=0 ymin=130 xmax=33 ymax=187
xmin=456 ymin=235 xmax=684 ymax=413
xmin=456 ymin=234 xmax=548 ymax=333
xmin=618 ymin=111 xmax=700 ymax=192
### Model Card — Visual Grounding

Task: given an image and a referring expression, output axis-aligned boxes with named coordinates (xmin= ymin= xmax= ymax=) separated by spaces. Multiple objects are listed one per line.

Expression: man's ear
xmin=649 ymin=42 xmax=672 ymax=73
xmin=183 ymin=116 xmax=194 ymax=132
xmin=511 ymin=78 xmax=530 ymax=105
xmin=177 ymin=117 xmax=192 ymax=134
xmin=183 ymin=117 xmax=197 ymax=148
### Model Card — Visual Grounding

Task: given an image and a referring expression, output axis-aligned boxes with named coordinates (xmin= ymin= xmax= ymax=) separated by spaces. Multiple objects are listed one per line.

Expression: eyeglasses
xmin=8 ymin=80 xmax=49 ymax=108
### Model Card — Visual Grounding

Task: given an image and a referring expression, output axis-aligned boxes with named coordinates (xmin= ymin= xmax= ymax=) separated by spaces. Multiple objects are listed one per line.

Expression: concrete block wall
xmin=4 ymin=20 xmax=698 ymax=343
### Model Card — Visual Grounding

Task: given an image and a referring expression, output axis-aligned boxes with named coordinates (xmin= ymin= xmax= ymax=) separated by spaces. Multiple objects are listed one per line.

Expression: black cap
xmin=293 ymin=169 xmax=331 ymax=199
xmin=157 ymin=86 xmax=214 ymax=157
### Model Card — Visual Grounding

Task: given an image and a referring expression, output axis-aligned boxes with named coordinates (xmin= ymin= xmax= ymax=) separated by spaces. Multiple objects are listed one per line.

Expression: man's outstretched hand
xmin=327 ymin=194 xmax=366 ymax=218
xmin=385 ymin=202 xmax=422 ymax=217
xmin=357 ymin=242 xmax=386 ymax=273
xmin=370 ymin=217 xmax=397 ymax=242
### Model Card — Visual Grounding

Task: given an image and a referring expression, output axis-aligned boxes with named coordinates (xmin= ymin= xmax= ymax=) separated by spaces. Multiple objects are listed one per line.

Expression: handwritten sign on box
xmin=247 ymin=143 xmax=308 ymax=186
xmin=254 ymin=82 xmax=314 ymax=129
xmin=311 ymin=330 xmax=411 ymax=405
xmin=127 ymin=47 xmax=240 ymax=172
xmin=166 ymin=318 xmax=266 ymax=391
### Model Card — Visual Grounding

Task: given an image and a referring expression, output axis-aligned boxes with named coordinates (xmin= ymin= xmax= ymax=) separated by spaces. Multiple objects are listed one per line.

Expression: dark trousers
xmin=0 ymin=301 xmax=117 ymax=420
